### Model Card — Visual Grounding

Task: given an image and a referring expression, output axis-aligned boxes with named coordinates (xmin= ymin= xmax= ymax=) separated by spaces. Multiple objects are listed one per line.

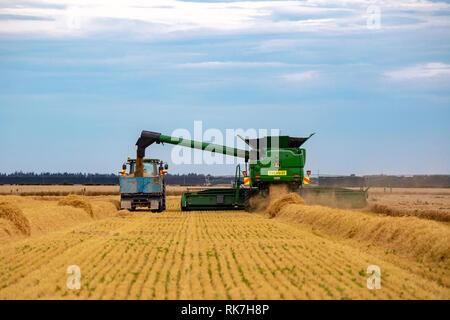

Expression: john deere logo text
xmin=268 ymin=170 xmax=287 ymax=176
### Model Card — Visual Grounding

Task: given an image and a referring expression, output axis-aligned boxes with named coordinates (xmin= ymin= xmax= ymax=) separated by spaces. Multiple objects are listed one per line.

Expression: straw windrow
xmin=266 ymin=193 xmax=450 ymax=263
xmin=0 ymin=201 xmax=31 ymax=236
xmin=58 ymin=194 xmax=94 ymax=217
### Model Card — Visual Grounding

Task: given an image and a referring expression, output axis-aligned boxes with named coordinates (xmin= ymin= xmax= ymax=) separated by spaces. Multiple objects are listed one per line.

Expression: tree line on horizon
xmin=0 ymin=172 xmax=233 ymax=186
xmin=0 ymin=172 xmax=448 ymax=187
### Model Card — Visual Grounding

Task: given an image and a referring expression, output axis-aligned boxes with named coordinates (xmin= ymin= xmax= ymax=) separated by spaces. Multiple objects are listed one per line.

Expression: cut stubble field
xmin=0 ymin=193 xmax=448 ymax=300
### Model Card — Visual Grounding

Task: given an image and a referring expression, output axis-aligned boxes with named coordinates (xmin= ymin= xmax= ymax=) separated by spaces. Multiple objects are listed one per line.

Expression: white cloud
xmin=384 ymin=62 xmax=450 ymax=80
xmin=0 ymin=0 xmax=449 ymax=39
xmin=280 ymin=71 xmax=319 ymax=81
xmin=176 ymin=61 xmax=293 ymax=68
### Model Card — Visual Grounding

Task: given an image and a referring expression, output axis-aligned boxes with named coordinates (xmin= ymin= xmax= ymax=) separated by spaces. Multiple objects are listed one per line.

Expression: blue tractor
xmin=119 ymin=158 xmax=168 ymax=212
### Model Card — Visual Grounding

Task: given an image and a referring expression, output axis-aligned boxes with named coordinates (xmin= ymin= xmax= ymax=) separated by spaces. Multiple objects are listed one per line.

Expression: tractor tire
xmin=161 ymin=184 xmax=166 ymax=211
xmin=152 ymin=199 xmax=165 ymax=213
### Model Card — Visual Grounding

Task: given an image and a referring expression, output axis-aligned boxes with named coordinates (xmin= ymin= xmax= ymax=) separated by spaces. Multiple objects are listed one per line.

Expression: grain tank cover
xmin=287 ymin=136 xmax=313 ymax=148
xmin=245 ymin=133 xmax=314 ymax=150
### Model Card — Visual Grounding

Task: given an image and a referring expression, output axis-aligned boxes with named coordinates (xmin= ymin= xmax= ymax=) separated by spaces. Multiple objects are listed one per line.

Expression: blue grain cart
xmin=119 ymin=158 xmax=168 ymax=212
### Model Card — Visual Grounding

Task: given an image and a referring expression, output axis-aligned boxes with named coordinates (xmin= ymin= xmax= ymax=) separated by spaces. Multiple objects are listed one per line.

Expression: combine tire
xmin=244 ymin=189 xmax=258 ymax=212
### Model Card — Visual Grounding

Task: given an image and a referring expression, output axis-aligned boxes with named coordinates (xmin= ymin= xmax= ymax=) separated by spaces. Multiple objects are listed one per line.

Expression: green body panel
xmin=180 ymin=164 xmax=255 ymax=211
xmin=180 ymin=186 xmax=368 ymax=210
xmin=181 ymin=188 xmax=246 ymax=211
xmin=249 ymin=148 xmax=306 ymax=186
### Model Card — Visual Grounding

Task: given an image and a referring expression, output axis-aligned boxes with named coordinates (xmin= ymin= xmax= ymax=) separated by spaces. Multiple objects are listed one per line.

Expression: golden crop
xmin=367 ymin=187 xmax=450 ymax=222
xmin=0 ymin=194 xmax=448 ymax=300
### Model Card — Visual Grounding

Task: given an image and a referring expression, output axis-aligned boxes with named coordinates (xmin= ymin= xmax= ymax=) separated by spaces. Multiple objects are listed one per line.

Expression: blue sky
xmin=0 ymin=0 xmax=449 ymax=175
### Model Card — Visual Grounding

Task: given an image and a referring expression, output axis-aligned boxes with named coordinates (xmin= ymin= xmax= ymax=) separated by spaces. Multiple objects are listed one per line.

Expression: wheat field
xmin=0 ymin=194 xmax=448 ymax=300
xmin=365 ymin=188 xmax=450 ymax=222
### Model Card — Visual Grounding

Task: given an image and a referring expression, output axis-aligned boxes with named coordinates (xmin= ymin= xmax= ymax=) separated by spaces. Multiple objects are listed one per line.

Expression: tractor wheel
xmin=152 ymin=199 xmax=165 ymax=213
xmin=162 ymin=184 xmax=166 ymax=211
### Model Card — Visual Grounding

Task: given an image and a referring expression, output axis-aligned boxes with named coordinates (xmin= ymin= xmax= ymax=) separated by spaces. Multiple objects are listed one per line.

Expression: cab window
xmin=144 ymin=163 xmax=158 ymax=176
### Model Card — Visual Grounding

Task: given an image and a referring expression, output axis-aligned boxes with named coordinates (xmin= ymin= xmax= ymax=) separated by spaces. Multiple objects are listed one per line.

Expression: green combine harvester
xmin=135 ymin=130 xmax=368 ymax=211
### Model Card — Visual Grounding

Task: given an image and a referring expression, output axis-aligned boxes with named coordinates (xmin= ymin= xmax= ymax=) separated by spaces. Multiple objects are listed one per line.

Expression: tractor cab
xmin=122 ymin=158 xmax=168 ymax=177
